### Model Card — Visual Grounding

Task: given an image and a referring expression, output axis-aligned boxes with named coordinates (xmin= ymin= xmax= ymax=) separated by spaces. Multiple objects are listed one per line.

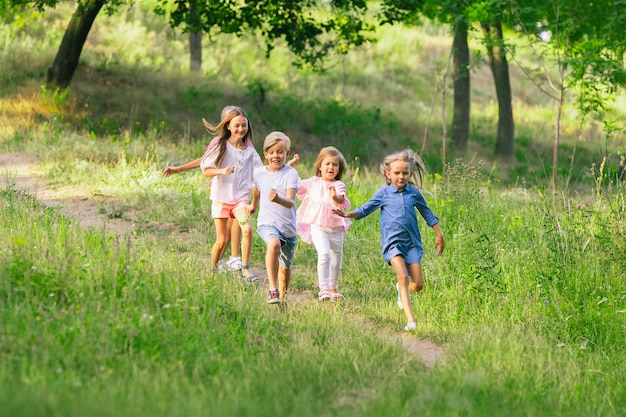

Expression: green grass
xmin=2 ymin=2 xmax=626 ymax=416
xmin=2 ymin=160 xmax=625 ymax=416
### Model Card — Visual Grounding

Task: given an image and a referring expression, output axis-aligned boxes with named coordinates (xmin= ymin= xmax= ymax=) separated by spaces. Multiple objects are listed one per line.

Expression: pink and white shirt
xmin=200 ymin=141 xmax=263 ymax=204
xmin=296 ymin=176 xmax=352 ymax=244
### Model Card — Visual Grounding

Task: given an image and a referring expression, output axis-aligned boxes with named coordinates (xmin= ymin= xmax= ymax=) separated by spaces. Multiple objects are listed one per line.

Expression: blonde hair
xmin=220 ymin=105 xmax=238 ymax=120
xmin=202 ymin=106 xmax=252 ymax=166
xmin=380 ymin=149 xmax=427 ymax=188
xmin=314 ymin=146 xmax=348 ymax=181
xmin=263 ymin=131 xmax=291 ymax=152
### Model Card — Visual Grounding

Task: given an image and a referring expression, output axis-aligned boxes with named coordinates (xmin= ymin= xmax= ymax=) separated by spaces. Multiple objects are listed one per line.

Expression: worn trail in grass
xmin=1 ymin=152 xmax=443 ymax=369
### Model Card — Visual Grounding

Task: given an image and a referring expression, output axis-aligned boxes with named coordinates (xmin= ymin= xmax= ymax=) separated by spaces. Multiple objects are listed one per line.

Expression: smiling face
xmin=226 ymin=115 xmax=249 ymax=142
xmin=264 ymin=141 xmax=290 ymax=171
xmin=319 ymin=156 xmax=340 ymax=181
xmin=385 ymin=160 xmax=411 ymax=189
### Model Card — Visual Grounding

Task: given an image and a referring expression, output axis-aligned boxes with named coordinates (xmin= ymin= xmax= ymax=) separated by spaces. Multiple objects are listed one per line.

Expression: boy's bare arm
xmin=269 ymin=188 xmax=296 ymax=208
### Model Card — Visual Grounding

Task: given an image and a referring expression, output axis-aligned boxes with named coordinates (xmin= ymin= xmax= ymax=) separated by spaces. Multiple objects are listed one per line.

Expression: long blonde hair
xmin=380 ymin=149 xmax=427 ymax=188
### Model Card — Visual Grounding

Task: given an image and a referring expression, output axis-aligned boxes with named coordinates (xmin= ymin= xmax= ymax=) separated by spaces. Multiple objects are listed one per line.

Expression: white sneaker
xmin=217 ymin=260 xmax=227 ymax=273
xmin=395 ymin=283 xmax=403 ymax=310
xmin=226 ymin=256 xmax=242 ymax=271
xmin=404 ymin=321 xmax=417 ymax=331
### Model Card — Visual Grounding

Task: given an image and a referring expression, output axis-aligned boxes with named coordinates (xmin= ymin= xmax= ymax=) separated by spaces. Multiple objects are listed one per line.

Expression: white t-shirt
xmin=253 ymin=164 xmax=299 ymax=237
xmin=200 ymin=141 xmax=263 ymax=203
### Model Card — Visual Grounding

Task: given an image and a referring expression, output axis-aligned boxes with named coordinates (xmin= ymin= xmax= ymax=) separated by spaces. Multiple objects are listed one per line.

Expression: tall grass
xmin=2 ymin=149 xmax=625 ymax=416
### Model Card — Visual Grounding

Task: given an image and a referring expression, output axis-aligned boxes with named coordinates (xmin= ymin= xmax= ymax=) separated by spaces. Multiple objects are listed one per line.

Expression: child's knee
xmin=409 ymin=281 xmax=423 ymax=292
xmin=239 ymin=221 xmax=252 ymax=235
xmin=215 ymin=236 xmax=229 ymax=247
xmin=267 ymin=239 xmax=281 ymax=253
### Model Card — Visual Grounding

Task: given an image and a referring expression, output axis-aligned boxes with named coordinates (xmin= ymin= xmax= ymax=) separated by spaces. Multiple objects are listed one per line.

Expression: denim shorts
xmin=257 ymin=224 xmax=297 ymax=269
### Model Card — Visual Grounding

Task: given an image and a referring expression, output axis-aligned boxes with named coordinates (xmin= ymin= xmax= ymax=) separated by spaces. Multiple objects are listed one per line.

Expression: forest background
xmin=1 ymin=1 xmax=625 ymax=416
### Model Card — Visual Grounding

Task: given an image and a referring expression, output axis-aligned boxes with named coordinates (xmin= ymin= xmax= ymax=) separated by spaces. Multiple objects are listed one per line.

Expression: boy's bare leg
xmin=265 ymin=238 xmax=281 ymax=290
xmin=278 ymin=266 xmax=291 ymax=303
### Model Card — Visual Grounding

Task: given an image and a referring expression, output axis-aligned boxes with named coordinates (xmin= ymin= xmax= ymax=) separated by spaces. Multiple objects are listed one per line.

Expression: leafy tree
xmin=164 ymin=0 xmax=373 ymax=70
xmin=45 ymin=0 xmax=106 ymax=88
xmin=4 ymin=0 xmax=373 ymax=88
xmin=381 ymin=0 xmax=516 ymax=158
xmin=506 ymin=0 xmax=626 ymax=190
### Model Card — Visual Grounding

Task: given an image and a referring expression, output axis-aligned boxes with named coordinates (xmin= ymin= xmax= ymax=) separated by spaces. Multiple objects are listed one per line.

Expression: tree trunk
xmin=451 ymin=19 xmax=470 ymax=151
xmin=190 ymin=31 xmax=202 ymax=72
xmin=189 ymin=0 xmax=202 ymax=72
xmin=481 ymin=20 xmax=515 ymax=158
xmin=46 ymin=0 xmax=104 ymax=89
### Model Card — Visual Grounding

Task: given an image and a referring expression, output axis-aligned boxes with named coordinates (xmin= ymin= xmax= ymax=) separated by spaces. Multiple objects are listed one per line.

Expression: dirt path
xmin=0 ymin=153 xmax=137 ymax=234
xmin=1 ymin=152 xmax=443 ymax=368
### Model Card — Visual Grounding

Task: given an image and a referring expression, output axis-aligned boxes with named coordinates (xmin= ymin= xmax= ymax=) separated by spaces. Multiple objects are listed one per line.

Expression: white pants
xmin=310 ymin=225 xmax=344 ymax=291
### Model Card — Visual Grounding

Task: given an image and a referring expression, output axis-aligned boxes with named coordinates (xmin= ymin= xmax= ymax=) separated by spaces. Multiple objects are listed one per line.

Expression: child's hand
xmin=268 ymin=189 xmax=278 ymax=202
xmin=332 ymin=208 xmax=345 ymax=217
xmin=287 ymin=154 xmax=300 ymax=167
xmin=328 ymin=186 xmax=336 ymax=199
xmin=223 ymin=166 xmax=235 ymax=175
xmin=435 ymin=236 xmax=445 ymax=256
xmin=162 ymin=166 xmax=179 ymax=177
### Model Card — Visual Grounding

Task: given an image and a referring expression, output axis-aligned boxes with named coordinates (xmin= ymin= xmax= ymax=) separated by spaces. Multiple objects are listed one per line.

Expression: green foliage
xmin=160 ymin=0 xmax=374 ymax=71
xmin=39 ymin=83 xmax=69 ymax=107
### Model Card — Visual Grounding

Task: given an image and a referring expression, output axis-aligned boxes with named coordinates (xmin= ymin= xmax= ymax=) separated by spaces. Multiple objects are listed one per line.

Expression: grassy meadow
xmin=1 ymin=2 xmax=626 ymax=416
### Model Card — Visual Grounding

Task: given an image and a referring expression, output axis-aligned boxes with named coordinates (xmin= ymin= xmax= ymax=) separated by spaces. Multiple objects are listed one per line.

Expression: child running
xmin=333 ymin=149 xmax=445 ymax=331
xmin=200 ymin=107 xmax=263 ymax=282
xmin=296 ymin=146 xmax=352 ymax=302
xmin=251 ymin=131 xmax=299 ymax=305
xmin=163 ymin=106 xmax=247 ymax=272
xmin=163 ymin=106 xmax=299 ymax=273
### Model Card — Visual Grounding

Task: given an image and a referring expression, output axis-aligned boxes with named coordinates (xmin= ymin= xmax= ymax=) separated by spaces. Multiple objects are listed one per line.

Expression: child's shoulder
xmin=207 ymin=136 xmax=220 ymax=149
xmin=283 ymin=165 xmax=298 ymax=175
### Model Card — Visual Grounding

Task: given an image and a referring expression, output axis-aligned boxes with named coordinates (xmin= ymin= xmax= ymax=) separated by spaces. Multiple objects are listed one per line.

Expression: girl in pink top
xmin=296 ymin=146 xmax=352 ymax=301
xmin=162 ymin=106 xmax=254 ymax=273
xmin=200 ymin=107 xmax=264 ymax=282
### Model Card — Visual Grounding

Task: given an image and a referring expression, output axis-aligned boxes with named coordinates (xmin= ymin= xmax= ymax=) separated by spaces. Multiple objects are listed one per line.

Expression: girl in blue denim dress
xmin=333 ymin=149 xmax=445 ymax=331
